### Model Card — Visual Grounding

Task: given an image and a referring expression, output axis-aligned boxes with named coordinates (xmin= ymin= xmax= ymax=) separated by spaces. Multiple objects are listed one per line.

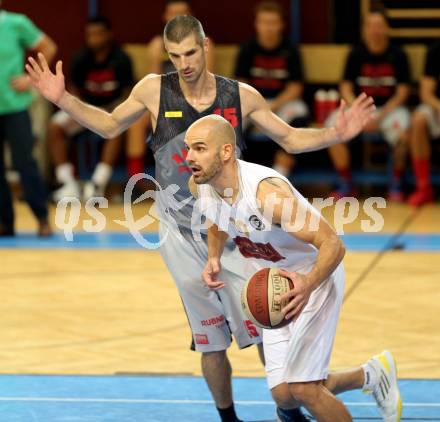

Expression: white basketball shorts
xmin=158 ymin=222 xmax=262 ymax=352
xmin=263 ymin=264 xmax=345 ymax=389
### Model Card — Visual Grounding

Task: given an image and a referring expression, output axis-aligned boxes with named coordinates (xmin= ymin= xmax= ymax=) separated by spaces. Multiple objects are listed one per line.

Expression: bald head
xmin=185 ymin=115 xmax=237 ymax=185
xmin=186 ymin=114 xmax=236 ymax=150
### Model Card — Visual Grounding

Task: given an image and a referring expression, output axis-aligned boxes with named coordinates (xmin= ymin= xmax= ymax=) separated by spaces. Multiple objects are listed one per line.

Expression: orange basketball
xmin=241 ymin=268 xmax=294 ymax=329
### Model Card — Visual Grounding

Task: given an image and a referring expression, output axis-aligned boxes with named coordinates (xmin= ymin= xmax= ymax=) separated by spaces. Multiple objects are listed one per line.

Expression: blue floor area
xmin=0 ymin=232 xmax=159 ymax=250
xmin=1 ymin=232 xmax=439 ymax=251
xmin=0 ymin=375 xmax=438 ymax=421
xmin=343 ymin=233 xmax=440 ymax=251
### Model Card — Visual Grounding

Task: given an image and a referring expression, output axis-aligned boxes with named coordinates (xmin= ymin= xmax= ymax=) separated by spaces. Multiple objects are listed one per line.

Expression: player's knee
xmin=288 ymin=382 xmax=319 ymax=406
xmin=271 ymin=383 xmax=297 ymax=408
xmin=202 ymin=350 xmax=227 ymax=367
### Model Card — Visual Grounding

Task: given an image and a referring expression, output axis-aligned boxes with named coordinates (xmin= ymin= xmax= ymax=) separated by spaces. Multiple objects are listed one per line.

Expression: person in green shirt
xmin=0 ymin=1 xmax=57 ymax=236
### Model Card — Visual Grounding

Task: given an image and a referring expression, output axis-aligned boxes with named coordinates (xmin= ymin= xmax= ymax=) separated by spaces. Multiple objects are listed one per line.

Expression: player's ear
xmin=222 ymin=143 xmax=233 ymax=161
xmin=203 ymin=37 xmax=209 ymax=52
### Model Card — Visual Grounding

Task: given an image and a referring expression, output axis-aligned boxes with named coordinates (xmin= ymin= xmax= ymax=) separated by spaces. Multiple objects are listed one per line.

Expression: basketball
xmin=241 ymin=268 xmax=294 ymax=329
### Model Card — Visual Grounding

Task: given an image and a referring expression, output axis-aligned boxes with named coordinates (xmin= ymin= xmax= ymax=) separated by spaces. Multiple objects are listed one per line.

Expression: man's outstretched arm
xmin=26 ymin=53 xmax=157 ymax=138
xmin=240 ymin=82 xmax=375 ymax=154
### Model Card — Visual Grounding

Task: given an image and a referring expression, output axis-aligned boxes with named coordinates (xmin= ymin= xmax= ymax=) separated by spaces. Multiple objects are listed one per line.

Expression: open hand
xmin=25 ymin=52 xmax=65 ymax=105
xmin=334 ymin=93 xmax=376 ymax=142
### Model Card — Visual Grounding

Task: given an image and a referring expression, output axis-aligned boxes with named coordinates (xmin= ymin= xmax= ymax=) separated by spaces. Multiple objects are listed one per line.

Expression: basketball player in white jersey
xmin=187 ymin=114 xmax=402 ymax=422
xmin=26 ymin=15 xmax=376 ymax=422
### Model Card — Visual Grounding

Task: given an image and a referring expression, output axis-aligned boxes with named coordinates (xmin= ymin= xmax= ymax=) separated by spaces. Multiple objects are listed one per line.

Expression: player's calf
xmin=271 ymin=383 xmax=311 ymax=421
xmin=288 ymin=381 xmax=352 ymax=422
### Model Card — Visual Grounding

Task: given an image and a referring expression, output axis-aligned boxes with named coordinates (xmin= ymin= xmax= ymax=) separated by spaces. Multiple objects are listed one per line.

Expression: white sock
xmin=273 ymin=164 xmax=290 ymax=177
xmin=362 ymin=362 xmax=380 ymax=390
xmin=56 ymin=163 xmax=75 ymax=184
xmin=92 ymin=162 xmax=112 ymax=187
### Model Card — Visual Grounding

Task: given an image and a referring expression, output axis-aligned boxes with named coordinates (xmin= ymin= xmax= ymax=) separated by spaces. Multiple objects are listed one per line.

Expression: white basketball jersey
xmin=197 ymin=160 xmax=323 ymax=273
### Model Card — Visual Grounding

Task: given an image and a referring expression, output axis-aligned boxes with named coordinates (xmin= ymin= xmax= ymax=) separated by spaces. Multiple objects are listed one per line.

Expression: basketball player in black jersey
xmin=26 ymin=15 xmax=375 ymax=422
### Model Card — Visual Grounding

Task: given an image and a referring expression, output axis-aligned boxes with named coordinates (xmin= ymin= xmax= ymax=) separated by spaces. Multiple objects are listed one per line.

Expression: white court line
xmin=0 ymin=398 xmax=438 ymax=407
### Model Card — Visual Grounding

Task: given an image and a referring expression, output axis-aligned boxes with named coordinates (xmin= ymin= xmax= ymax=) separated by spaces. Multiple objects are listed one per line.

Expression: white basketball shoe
xmin=364 ymin=350 xmax=402 ymax=422
xmin=53 ymin=181 xmax=80 ymax=202
xmin=83 ymin=181 xmax=105 ymax=202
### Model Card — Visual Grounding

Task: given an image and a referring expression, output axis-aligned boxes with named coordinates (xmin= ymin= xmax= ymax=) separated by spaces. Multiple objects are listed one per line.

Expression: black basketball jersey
xmin=149 ymin=72 xmax=245 ymax=229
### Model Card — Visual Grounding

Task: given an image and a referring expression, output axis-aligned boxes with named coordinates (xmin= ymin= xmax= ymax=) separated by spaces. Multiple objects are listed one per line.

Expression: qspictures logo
xmin=55 ymin=173 xmax=387 ymax=249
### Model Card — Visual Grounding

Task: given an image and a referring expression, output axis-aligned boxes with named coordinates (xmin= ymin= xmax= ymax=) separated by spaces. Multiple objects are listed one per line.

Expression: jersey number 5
xmin=213 ymin=107 xmax=238 ymax=128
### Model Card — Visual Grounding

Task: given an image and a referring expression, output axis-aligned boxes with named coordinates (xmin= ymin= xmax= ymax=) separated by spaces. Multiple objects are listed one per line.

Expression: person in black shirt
xmin=235 ymin=1 xmax=308 ymax=176
xmin=125 ymin=0 xmax=216 ymax=181
xmin=407 ymin=42 xmax=440 ymax=206
xmin=48 ymin=16 xmax=133 ymax=201
xmin=326 ymin=11 xmax=410 ymax=200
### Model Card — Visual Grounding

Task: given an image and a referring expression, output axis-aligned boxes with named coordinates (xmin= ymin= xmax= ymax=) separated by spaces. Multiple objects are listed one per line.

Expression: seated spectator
xmin=0 ymin=1 xmax=57 ymax=236
xmin=407 ymin=41 xmax=440 ymax=206
xmin=126 ymin=0 xmax=216 ymax=180
xmin=326 ymin=10 xmax=410 ymax=201
xmin=234 ymin=0 xmax=308 ymax=176
xmin=48 ymin=16 xmax=133 ymax=201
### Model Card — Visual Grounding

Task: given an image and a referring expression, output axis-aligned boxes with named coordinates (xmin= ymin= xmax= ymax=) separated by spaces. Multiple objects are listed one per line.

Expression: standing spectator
xmin=407 ymin=41 xmax=440 ymax=206
xmin=326 ymin=10 xmax=411 ymax=200
xmin=126 ymin=0 xmax=216 ymax=181
xmin=48 ymin=16 xmax=133 ymax=201
xmin=0 ymin=1 xmax=56 ymax=236
xmin=234 ymin=1 xmax=308 ymax=176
